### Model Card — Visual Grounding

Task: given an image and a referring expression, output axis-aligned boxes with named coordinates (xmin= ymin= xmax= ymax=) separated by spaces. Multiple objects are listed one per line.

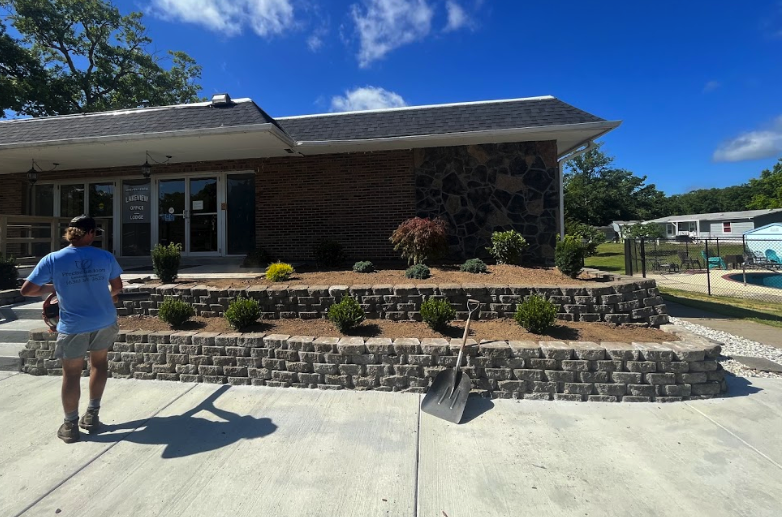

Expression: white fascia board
xmin=0 ymin=122 xmax=295 ymax=151
xmin=293 ymin=121 xmax=622 ymax=151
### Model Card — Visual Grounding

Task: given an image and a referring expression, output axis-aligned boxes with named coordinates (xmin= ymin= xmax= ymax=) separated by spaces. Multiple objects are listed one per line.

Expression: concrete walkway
xmin=2 ymin=373 xmax=782 ymax=516
xmin=666 ymin=301 xmax=782 ymax=349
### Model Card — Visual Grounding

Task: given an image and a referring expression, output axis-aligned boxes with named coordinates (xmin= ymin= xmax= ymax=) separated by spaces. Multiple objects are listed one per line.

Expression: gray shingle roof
xmin=0 ymin=100 xmax=276 ymax=146
xmin=649 ymin=208 xmax=782 ymax=223
xmin=276 ymin=96 xmax=605 ymax=142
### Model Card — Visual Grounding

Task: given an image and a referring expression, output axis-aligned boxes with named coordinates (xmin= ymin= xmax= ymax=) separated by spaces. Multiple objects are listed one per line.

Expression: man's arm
xmin=109 ymin=277 xmax=123 ymax=303
xmin=20 ymin=280 xmax=55 ymax=297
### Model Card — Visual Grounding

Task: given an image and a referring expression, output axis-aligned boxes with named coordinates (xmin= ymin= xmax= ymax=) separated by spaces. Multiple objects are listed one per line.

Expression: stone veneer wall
xmin=19 ymin=326 xmax=727 ymax=402
xmin=414 ymin=141 xmax=559 ymax=262
xmin=118 ymin=278 xmax=669 ymax=327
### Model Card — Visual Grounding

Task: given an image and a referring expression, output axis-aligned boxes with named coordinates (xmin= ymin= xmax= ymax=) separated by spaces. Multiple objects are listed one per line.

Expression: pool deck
xmin=649 ymin=268 xmax=782 ymax=301
xmin=2 ymin=372 xmax=782 ymax=517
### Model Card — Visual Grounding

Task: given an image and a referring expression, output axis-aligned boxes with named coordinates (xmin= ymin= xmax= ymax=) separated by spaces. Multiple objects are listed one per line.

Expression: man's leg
xmin=88 ymin=348 xmax=109 ymax=403
xmin=59 ymin=357 xmax=84 ymax=443
xmin=80 ymin=324 xmax=117 ymax=432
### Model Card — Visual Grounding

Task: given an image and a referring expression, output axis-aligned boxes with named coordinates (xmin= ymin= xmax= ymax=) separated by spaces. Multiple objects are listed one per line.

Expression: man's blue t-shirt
xmin=27 ymin=246 xmax=123 ymax=334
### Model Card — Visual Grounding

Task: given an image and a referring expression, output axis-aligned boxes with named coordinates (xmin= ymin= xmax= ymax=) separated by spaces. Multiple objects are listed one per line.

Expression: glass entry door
xmin=157 ymin=176 xmax=219 ymax=255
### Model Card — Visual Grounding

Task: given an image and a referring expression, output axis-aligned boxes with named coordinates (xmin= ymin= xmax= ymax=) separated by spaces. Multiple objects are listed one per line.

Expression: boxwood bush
xmin=420 ymin=297 xmax=456 ymax=331
xmin=405 ymin=263 xmax=431 ymax=279
xmin=225 ymin=297 xmax=261 ymax=330
xmin=514 ymin=295 xmax=557 ymax=334
xmin=555 ymin=235 xmax=586 ymax=279
xmin=327 ymin=295 xmax=365 ymax=333
xmin=157 ymin=298 xmax=194 ymax=327
xmin=266 ymin=262 xmax=294 ymax=282
xmin=486 ymin=230 xmax=528 ymax=265
xmin=151 ymin=243 xmax=182 ymax=283
xmin=353 ymin=261 xmax=375 ymax=273
xmin=460 ymin=258 xmax=488 ymax=274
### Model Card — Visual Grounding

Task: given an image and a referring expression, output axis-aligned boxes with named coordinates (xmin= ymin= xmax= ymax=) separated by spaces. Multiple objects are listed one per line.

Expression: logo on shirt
xmin=75 ymin=259 xmax=93 ymax=274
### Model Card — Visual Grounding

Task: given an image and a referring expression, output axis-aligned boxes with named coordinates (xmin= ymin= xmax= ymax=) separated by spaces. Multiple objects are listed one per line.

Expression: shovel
xmin=421 ymin=299 xmax=481 ymax=424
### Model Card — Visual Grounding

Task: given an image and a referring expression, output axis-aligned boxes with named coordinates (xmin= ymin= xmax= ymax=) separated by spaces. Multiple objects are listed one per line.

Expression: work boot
xmin=79 ymin=408 xmax=101 ymax=433
xmin=58 ymin=420 xmax=80 ymax=443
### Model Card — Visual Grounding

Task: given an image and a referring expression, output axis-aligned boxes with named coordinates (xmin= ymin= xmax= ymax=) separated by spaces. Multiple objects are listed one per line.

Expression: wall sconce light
xmin=141 ymin=151 xmax=172 ymax=178
xmin=27 ymin=159 xmax=59 ymax=184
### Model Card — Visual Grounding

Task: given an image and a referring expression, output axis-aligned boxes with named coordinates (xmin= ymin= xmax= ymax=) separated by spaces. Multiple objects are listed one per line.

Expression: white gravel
xmin=670 ymin=316 xmax=782 ymax=379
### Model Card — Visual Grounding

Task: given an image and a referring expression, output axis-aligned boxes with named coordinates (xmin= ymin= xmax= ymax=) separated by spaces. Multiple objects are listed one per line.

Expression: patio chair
xmin=766 ymin=249 xmax=782 ymax=267
xmin=677 ymin=251 xmax=700 ymax=270
xmin=700 ymin=250 xmax=726 ymax=270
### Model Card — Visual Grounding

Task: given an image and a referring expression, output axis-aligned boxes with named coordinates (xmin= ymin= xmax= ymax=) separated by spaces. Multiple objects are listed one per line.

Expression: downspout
xmin=557 ymin=141 xmax=596 ymax=240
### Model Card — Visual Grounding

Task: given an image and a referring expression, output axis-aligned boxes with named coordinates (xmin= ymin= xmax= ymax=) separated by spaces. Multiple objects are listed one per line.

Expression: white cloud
xmin=330 ymin=86 xmax=408 ymax=112
xmin=307 ymin=22 xmax=329 ymax=52
xmin=148 ymin=0 xmax=295 ymax=37
xmin=444 ymin=1 xmax=470 ymax=31
xmin=713 ymin=116 xmax=782 ymax=162
xmin=350 ymin=0 xmax=434 ymax=67
xmin=703 ymin=80 xmax=720 ymax=93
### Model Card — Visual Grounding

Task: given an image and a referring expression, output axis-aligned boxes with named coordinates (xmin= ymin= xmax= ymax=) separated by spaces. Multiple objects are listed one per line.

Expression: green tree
xmin=563 ymin=142 xmax=666 ymax=226
xmin=1 ymin=0 xmax=202 ymax=117
xmin=747 ymin=159 xmax=782 ymax=209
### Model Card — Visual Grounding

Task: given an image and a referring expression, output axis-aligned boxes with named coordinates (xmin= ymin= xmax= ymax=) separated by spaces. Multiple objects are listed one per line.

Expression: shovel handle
xmin=456 ymin=300 xmax=481 ymax=368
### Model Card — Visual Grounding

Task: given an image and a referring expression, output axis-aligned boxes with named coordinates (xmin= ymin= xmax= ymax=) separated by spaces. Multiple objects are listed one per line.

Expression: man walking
xmin=21 ymin=215 xmax=123 ymax=443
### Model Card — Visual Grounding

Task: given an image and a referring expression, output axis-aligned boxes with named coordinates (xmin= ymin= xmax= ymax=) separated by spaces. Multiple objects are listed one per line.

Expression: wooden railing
xmin=0 ymin=215 xmax=112 ymax=260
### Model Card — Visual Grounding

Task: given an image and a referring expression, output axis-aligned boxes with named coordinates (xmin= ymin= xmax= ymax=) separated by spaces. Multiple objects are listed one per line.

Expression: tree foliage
xmin=747 ymin=159 xmax=782 ymax=210
xmin=1 ymin=0 xmax=202 ymax=117
xmin=563 ymin=143 xmax=667 ymax=226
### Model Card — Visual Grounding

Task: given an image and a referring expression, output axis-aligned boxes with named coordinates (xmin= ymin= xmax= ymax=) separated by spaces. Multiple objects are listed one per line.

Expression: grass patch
xmin=585 ymin=243 xmax=625 ymax=272
xmin=660 ymin=287 xmax=782 ymax=329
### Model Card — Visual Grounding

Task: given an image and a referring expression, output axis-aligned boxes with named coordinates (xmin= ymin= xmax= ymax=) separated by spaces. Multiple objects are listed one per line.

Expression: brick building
xmin=0 ymin=94 xmax=620 ymax=263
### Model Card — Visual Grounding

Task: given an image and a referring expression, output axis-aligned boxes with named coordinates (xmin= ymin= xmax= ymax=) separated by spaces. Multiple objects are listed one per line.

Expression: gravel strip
xmin=670 ymin=316 xmax=782 ymax=379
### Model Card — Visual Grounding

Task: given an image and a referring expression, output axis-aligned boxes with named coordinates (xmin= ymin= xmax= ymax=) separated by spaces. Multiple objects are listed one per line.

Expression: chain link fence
xmin=624 ymin=237 xmax=782 ymax=302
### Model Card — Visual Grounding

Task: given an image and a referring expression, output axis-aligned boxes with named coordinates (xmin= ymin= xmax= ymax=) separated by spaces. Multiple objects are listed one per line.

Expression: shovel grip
xmin=456 ymin=300 xmax=480 ymax=368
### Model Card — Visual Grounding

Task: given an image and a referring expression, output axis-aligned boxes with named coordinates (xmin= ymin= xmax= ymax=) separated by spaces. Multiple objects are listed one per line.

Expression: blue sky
xmin=81 ymin=1 xmax=782 ymax=193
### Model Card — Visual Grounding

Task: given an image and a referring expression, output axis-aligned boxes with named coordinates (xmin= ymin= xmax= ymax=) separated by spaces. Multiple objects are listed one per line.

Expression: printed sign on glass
xmin=122 ymin=182 xmax=150 ymax=224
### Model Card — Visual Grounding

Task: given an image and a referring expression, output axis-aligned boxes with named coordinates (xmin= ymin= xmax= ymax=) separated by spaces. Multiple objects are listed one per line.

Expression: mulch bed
xmin=141 ymin=264 xmax=606 ymax=289
xmin=119 ymin=316 xmax=677 ymax=343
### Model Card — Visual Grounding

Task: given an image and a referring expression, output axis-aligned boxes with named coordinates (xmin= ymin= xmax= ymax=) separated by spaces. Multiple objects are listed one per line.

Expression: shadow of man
xmin=88 ymin=385 xmax=277 ymax=458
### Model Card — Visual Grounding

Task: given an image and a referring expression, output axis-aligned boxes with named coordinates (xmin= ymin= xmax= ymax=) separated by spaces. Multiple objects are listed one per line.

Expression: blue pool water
xmin=728 ymin=273 xmax=782 ymax=289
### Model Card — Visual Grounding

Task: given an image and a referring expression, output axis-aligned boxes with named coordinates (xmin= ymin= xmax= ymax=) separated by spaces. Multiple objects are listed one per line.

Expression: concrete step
xmin=0 ymin=342 xmax=24 ymax=371
xmin=0 ymin=319 xmax=46 ymax=344
xmin=0 ymin=300 xmax=44 ymax=322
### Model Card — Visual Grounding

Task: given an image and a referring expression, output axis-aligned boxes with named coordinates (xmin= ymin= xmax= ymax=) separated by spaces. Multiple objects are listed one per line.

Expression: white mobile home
xmin=646 ymin=209 xmax=782 ymax=239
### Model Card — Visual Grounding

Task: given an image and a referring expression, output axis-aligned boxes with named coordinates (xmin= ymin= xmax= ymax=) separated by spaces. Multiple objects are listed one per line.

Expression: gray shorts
xmin=55 ymin=322 xmax=120 ymax=360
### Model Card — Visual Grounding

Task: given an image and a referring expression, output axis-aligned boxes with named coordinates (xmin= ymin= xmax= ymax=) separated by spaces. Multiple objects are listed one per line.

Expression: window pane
xmin=227 ymin=174 xmax=255 ymax=255
xmin=190 ymin=178 xmax=217 ymax=213
xmin=33 ymin=185 xmax=54 ymax=216
xmin=89 ymin=183 xmax=114 ymax=217
xmin=60 ymin=184 xmax=84 ymax=217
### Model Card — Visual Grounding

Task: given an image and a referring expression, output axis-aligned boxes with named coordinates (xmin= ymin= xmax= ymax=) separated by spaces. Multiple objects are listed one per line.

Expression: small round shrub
xmin=460 ymin=258 xmax=488 ymax=274
xmin=0 ymin=256 xmax=19 ymax=289
xmin=327 ymin=296 xmax=366 ymax=333
xmin=514 ymin=295 xmax=557 ymax=334
xmin=313 ymin=239 xmax=346 ymax=268
xmin=157 ymin=298 xmax=195 ymax=327
xmin=486 ymin=230 xmax=528 ymax=265
xmin=225 ymin=297 xmax=261 ymax=330
xmin=420 ymin=297 xmax=456 ymax=331
xmin=405 ymin=263 xmax=431 ymax=279
xmin=151 ymin=242 xmax=182 ymax=283
xmin=266 ymin=262 xmax=294 ymax=282
xmin=555 ymin=235 xmax=586 ymax=279
xmin=353 ymin=261 xmax=375 ymax=273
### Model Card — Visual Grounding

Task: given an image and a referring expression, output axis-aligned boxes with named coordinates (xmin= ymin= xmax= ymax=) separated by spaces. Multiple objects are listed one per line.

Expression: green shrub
xmin=0 ymin=256 xmax=18 ymax=290
xmin=565 ymin=221 xmax=607 ymax=257
xmin=460 ymin=258 xmax=487 ymax=274
xmin=389 ymin=217 xmax=449 ymax=265
xmin=157 ymin=298 xmax=195 ymax=327
xmin=225 ymin=297 xmax=261 ymax=330
xmin=486 ymin=230 xmax=528 ymax=265
xmin=151 ymin=243 xmax=182 ymax=283
xmin=266 ymin=262 xmax=294 ymax=282
xmin=327 ymin=296 xmax=366 ymax=333
xmin=514 ymin=295 xmax=557 ymax=334
xmin=353 ymin=261 xmax=375 ymax=273
xmin=405 ymin=263 xmax=431 ymax=279
xmin=420 ymin=297 xmax=456 ymax=330
xmin=241 ymin=248 xmax=271 ymax=268
xmin=555 ymin=235 xmax=586 ymax=279
xmin=313 ymin=240 xmax=346 ymax=268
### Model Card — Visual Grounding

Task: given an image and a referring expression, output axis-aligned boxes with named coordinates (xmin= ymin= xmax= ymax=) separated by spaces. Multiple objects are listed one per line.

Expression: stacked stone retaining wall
xmin=19 ymin=326 xmax=726 ymax=402
xmin=119 ymin=278 xmax=669 ymax=327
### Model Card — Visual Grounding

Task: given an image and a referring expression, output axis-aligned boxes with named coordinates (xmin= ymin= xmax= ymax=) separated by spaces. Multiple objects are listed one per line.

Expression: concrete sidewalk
xmin=2 ymin=372 xmax=781 ymax=516
xmin=666 ymin=301 xmax=782 ymax=349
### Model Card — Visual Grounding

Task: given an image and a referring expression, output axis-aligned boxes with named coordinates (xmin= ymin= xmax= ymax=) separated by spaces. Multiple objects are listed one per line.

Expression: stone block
xmin=532 ymin=381 xmax=557 ymax=393
xmin=298 ymin=373 xmax=322 ymax=385
xmin=298 ymin=351 xmax=325 ymax=363
xmin=175 ymin=364 xmax=198 ymax=375
xmin=179 ymin=374 xmax=202 ymax=383
xmin=539 ymin=341 xmax=573 ymax=360
xmin=561 ymin=360 xmax=590 ymax=372
xmin=250 ymin=348 xmax=271 ymax=358
xmin=594 ymin=360 xmax=623 ymax=372
xmin=587 ymin=395 xmax=619 ymax=403
xmin=264 ymin=334 xmax=291 ymax=349
xmin=563 ymin=383 xmax=593 ymax=395
xmin=337 ymin=337 xmax=366 ymax=355
xmin=170 ymin=332 xmax=197 ymax=345
xmin=508 ymin=341 xmax=541 ymax=359
xmin=602 ymin=342 xmax=639 ymax=361
xmin=524 ymin=393 xmax=552 ymax=401
xmin=237 ymin=333 xmax=266 ymax=347
xmin=273 ymin=371 xmax=298 ymax=383
xmin=632 ymin=342 xmax=674 ymax=362
xmin=611 ymin=372 xmax=642 ymax=384
xmin=202 ymin=375 xmax=227 ymax=384
xmin=528 ymin=358 xmax=558 ymax=370
xmin=286 ymin=362 xmax=313 ymax=373
xmin=224 ymin=366 xmax=248 ymax=377
xmin=189 ymin=355 xmax=211 ymax=367
xmin=479 ymin=341 xmax=511 ymax=359
xmin=226 ymin=346 xmax=251 ymax=358
xmin=198 ymin=365 xmax=223 ymax=376
xmin=680 ymin=372 xmax=708 ymax=384
xmin=248 ymin=368 xmax=272 ymax=380
xmin=367 ymin=364 xmax=393 ymax=377
xmin=627 ymin=384 xmax=655 ymax=397
xmin=261 ymin=358 xmax=285 ymax=370
xmin=666 ymin=342 xmax=706 ymax=362
xmin=381 ymin=375 xmax=408 ymax=388
xmin=645 ymin=373 xmax=676 ymax=385
xmin=579 ymin=371 xmax=609 ymax=383
xmin=365 ymin=338 xmax=394 ymax=354
xmin=310 ymin=337 xmax=336 ymax=353
xmin=661 ymin=384 xmax=691 ymax=397
xmin=266 ymin=380 xmax=289 ymax=388
xmin=485 ymin=368 xmax=512 ymax=381
xmin=570 ymin=342 xmax=604 ymax=361
xmin=338 ymin=364 xmax=364 ymax=376
xmin=314 ymin=363 xmax=339 ymax=375
xmin=544 ymin=371 xmax=575 ymax=383
xmin=396 ymin=364 xmax=423 ymax=377
xmin=275 ymin=349 xmax=300 ymax=362
xmin=212 ymin=356 xmax=236 ymax=367
xmin=688 ymin=361 xmax=719 ymax=372
xmin=498 ymin=380 xmax=525 ymax=392
xmin=658 ymin=361 xmax=690 ymax=373
xmin=555 ymin=394 xmax=584 ymax=402
xmin=393 ymin=338 xmax=421 ymax=355
xmin=622 ymin=396 xmax=651 ymax=402
xmin=202 ymin=345 xmax=226 ymax=356
xmin=626 ymin=361 xmax=656 ymax=373
xmin=691 ymin=382 xmax=721 ymax=395
xmin=420 ymin=338 xmax=450 ymax=355
xmin=167 ymin=353 xmax=189 ymax=365
xmin=595 ymin=383 xmax=626 ymax=396
xmin=604 ymin=314 xmax=630 ymax=324
xmin=407 ymin=354 xmax=433 ymax=366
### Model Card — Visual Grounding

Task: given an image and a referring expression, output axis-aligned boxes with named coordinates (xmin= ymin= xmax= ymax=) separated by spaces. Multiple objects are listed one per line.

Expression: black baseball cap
xmin=69 ymin=215 xmax=103 ymax=235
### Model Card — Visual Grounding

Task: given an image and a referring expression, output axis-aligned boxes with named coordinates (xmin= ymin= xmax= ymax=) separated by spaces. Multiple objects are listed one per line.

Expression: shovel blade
xmin=421 ymin=368 xmax=472 ymax=424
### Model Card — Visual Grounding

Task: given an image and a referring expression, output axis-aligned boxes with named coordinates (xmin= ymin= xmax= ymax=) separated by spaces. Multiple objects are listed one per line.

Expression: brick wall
xmin=0 ymin=173 xmax=28 ymax=256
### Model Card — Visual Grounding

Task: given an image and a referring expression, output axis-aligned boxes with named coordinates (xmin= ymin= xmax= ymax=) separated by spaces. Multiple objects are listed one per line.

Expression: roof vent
xmin=211 ymin=93 xmax=233 ymax=107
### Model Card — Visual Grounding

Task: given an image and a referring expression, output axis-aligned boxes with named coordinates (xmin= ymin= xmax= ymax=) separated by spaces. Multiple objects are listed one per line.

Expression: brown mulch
xmin=119 ymin=316 xmax=677 ymax=343
xmin=143 ymin=264 xmax=605 ymax=289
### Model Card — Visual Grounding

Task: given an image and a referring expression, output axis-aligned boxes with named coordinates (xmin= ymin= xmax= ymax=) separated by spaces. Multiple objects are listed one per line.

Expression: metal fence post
xmin=640 ymin=238 xmax=647 ymax=278
xmin=742 ymin=234 xmax=747 ymax=284
xmin=705 ymin=239 xmax=712 ymax=296
xmin=716 ymin=237 xmax=720 ymax=258
xmin=624 ymin=238 xmax=633 ymax=276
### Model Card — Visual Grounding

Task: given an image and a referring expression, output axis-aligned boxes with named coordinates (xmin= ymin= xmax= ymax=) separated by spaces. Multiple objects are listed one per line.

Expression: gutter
xmin=556 ymin=141 xmax=597 ymax=241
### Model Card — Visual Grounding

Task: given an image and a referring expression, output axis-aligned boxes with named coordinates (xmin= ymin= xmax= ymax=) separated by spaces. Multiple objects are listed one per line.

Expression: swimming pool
xmin=727 ymin=272 xmax=782 ymax=289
